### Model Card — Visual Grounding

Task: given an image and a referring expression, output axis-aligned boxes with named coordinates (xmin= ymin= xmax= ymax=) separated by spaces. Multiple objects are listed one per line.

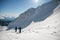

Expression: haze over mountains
xmin=0 ymin=16 xmax=15 ymax=21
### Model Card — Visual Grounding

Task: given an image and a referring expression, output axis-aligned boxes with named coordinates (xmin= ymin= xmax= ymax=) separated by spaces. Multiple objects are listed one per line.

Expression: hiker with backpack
xmin=18 ymin=27 xmax=21 ymax=33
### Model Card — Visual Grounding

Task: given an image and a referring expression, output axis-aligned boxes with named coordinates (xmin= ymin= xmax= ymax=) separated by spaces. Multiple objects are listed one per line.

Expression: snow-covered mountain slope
xmin=0 ymin=1 xmax=60 ymax=40
xmin=8 ymin=0 xmax=60 ymax=29
xmin=22 ymin=4 xmax=60 ymax=32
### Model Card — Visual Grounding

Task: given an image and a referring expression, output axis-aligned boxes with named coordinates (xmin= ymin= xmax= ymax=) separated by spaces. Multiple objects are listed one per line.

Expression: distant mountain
xmin=0 ymin=16 xmax=15 ymax=26
xmin=7 ymin=0 xmax=60 ymax=30
xmin=0 ymin=16 xmax=15 ymax=21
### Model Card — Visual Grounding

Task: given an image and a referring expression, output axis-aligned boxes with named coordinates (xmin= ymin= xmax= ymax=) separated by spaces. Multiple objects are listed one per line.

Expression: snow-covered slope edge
xmin=20 ymin=4 xmax=60 ymax=40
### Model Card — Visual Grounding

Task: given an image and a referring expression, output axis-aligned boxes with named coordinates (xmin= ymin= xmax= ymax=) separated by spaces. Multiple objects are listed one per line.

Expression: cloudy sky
xmin=0 ymin=0 xmax=51 ymax=18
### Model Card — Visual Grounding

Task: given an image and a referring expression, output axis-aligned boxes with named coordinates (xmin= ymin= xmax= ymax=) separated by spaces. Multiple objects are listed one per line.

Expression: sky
xmin=0 ymin=0 xmax=51 ymax=18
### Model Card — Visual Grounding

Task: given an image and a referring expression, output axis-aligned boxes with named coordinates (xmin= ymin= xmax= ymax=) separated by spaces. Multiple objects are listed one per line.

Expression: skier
xmin=15 ymin=27 xmax=17 ymax=32
xmin=18 ymin=27 xmax=21 ymax=33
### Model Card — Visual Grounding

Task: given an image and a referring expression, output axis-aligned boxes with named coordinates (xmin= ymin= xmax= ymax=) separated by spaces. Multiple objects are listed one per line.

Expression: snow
xmin=0 ymin=22 xmax=60 ymax=40
xmin=0 ymin=5 xmax=60 ymax=40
